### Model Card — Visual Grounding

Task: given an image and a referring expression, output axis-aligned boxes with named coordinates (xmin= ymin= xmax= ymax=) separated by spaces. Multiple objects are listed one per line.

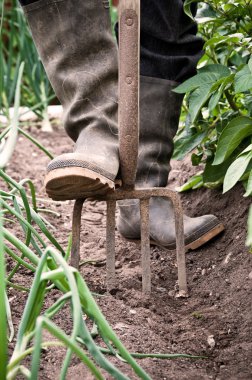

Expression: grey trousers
xmin=20 ymin=0 xmax=203 ymax=81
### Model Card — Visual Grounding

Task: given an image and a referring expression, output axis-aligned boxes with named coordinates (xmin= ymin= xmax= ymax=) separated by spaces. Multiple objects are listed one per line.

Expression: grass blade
xmin=0 ymin=203 xmax=7 ymax=380
xmin=0 ymin=62 xmax=24 ymax=168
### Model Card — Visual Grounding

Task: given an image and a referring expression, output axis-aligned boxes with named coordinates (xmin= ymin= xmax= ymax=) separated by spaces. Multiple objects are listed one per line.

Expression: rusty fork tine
xmin=140 ymin=199 xmax=151 ymax=294
xmin=71 ymin=198 xmax=85 ymax=269
xmin=173 ymin=193 xmax=188 ymax=296
xmin=106 ymin=200 xmax=116 ymax=291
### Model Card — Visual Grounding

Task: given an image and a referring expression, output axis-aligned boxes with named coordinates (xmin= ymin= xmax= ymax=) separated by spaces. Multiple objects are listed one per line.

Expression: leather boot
xmin=117 ymin=76 xmax=224 ymax=251
xmin=22 ymin=0 xmax=119 ymax=200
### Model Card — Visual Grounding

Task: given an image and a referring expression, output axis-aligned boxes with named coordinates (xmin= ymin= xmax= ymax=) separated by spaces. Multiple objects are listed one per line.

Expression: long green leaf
xmin=246 ymin=205 xmax=252 ymax=247
xmin=0 ymin=62 xmax=24 ymax=168
xmin=223 ymin=151 xmax=252 ymax=193
xmin=0 ymin=203 xmax=7 ymax=380
xmin=244 ymin=169 xmax=252 ymax=197
xmin=213 ymin=116 xmax=252 ymax=165
xmin=234 ymin=63 xmax=252 ymax=93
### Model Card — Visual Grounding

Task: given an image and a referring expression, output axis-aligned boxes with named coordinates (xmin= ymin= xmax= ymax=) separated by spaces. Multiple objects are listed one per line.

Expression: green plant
xmin=247 ymin=205 xmax=252 ymax=250
xmin=0 ymin=168 xmax=205 ymax=379
xmin=0 ymin=0 xmax=55 ymax=122
xmin=173 ymin=0 xmax=252 ymax=190
xmin=0 ymin=64 xmax=204 ymax=376
xmin=110 ymin=0 xmax=118 ymax=32
xmin=172 ymin=0 xmax=252 ymax=244
xmin=192 ymin=311 xmax=204 ymax=319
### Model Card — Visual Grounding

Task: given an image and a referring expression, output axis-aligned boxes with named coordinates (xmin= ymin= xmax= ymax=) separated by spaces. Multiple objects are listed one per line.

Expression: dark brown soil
xmin=6 ymin=124 xmax=252 ymax=380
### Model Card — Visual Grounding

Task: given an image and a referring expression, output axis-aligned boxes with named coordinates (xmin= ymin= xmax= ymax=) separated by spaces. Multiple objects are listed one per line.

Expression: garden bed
xmin=7 ymin=124 xmax=252 ymax=380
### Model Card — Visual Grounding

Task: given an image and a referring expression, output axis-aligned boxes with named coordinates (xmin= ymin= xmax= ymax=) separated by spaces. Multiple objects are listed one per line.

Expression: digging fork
xmin=70 ymin=0 xmax=188 ymax=297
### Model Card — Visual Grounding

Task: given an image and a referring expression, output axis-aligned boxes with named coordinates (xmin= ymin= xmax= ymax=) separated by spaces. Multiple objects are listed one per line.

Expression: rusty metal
xmin=140 ymin=199 xmax=151 ymax=293
xmin=106 ymin=200 xmax=116 ymax=291
xmin=119 ymin=0 xmax=140 ymax=188
xmin=70 ymin=0 xmax=188 ymax=297
xmin=70 ymin=198 xmax=85 ymax=269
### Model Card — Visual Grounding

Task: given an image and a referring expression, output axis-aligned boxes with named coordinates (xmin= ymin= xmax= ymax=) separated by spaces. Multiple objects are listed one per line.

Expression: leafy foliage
xmin=0 ymin=0 xmax=54 ymax=120
xmin=174 ymin=0 xmax=252 ymax=201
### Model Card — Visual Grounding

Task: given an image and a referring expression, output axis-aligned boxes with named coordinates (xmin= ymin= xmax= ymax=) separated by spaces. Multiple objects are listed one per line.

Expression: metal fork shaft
xmin=119 ymin=0 xmax=140 ymax=187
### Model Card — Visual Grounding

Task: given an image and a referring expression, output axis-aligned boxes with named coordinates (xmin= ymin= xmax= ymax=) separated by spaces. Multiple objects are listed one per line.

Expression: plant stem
xmin=224 ymin=90 xmax=243 ymax=115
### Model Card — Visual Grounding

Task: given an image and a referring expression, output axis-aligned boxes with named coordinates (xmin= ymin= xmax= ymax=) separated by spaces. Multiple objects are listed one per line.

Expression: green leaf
xmin=183 ymin=0 xmax=201 ymax=19
xmin=0 ymin=206 xmax=7 ymax=380
xmin=173 ymin=131 xmax=206 ymax=160
xmin=203 ymin=154 xmax=236 ymax=185
xmin=174 ymin=64 xmax=230 ymax=94
xmin=248 ymin=56 xmax=252 ymax=73
xmin=175 ymin=65 xmax=231 ymax=122
xmin=204 ymin=33 xmax=243 ymax=49
xmin=234 ymin=65 xmax=252 ymax=93
xmin=246 ymin=205 xmax=252 ymax=247
xmin=223 ymin=151 xmax=252 ymax=193
xmin=189 ymin=85 xmax=213 ymax=122
xmin=0 ymin=62 xmax=24 ymax=169
xmin=177 ymin=173 xmax=203 ymax=192
xmin=208 ymin=89 xmax=222 ymax=111
xmin=244 ymin=169 xmax=252 ymax=197
xmin=199 ymin=64 xmax=230 ymax=78
xmin=191 ymin=152 xmax=203 ymax=166
xmin=174 ymin=74 xmax=212 ymax=94
xmin=213 ymin=116 xmax=252 ymax=165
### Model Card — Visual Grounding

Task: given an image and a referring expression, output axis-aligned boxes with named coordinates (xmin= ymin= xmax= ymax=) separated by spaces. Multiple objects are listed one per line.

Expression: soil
xmin=6 ymin=123 xmax=252 ymax=380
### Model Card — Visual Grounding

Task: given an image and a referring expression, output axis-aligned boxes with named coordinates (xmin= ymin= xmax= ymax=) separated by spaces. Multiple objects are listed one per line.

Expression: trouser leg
xmin=20 ymin=0 xmax=119 ymax=201
xmin=140 ymin=0 xmax=203 ymax=81
xmin=21 ymin=0 xmax=203 ymax=82
xmin=19 ymin=0 xmax=38 ymax=4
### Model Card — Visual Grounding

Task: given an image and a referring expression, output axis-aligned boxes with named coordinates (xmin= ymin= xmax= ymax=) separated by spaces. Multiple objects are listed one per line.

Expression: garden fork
xmin=70 ymin=0 xmax=188 ymax=296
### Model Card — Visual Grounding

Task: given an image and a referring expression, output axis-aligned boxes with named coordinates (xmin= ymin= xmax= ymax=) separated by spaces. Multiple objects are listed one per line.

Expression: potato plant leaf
xmin=183 ymin=0 xmax=201 ymax=19
xmin=248 ymin=56 xmax=252 ymax=73
xmin=173 ymin=131 xmax=206 ymax=160
xmin=204 ymin=33 xmax=243 ymax=49
xmin=223 ymin=150 xmax=252 ymax=193
xmin=174 ymin=64 xmax=230 ymax=94
xmin=234 ymin=64 xmax=252 ymax=93
xmin=189 ymin=85 xmax=213 ymax=122
xmin=244 ymin=169 xmax=252 ymax=197
xmin=246 ymin=205 xmax=252 ymax=247
xmin=203 ymin=154 xmax=235 ymax=184
xmin=213 ymin=116 xmax=252 ymax=165
xmin=177 ymin=173 xmax=203 ymax=192
xmin=174 ymin=65 xmax=230 ymax=122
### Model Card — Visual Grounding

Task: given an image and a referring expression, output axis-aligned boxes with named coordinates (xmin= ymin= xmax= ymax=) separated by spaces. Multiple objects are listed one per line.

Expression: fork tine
xmin=71 ymin=199 xmax=85 ymax=269
xmin=173 ymin=194 xmax=188 ymax=296
xmin=106 ymin=200 xmax=116 ymax=291
xmin=140 ymin=198 xmax=151 ymax=294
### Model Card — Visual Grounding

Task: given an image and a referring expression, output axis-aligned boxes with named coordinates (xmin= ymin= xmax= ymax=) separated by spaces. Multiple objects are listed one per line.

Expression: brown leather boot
xmin=22 ymin=0 xmax=119 ymax=200
xmin=117 ymin=76 xmax=224 ymax=251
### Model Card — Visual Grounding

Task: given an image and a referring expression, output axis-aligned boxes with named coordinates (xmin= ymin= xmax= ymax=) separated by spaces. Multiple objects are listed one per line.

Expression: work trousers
xmin=19 ymin=0 xmax=203 ymax=82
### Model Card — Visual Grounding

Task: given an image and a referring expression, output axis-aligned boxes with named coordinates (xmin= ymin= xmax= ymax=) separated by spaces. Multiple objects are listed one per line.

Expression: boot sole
xmin=122 ymin=223 xmax=225 ymax=252
xmin=182 ymin=223 xmax=224 ymax=252
xmin=44 ymin=167 xmax=115 ymax=201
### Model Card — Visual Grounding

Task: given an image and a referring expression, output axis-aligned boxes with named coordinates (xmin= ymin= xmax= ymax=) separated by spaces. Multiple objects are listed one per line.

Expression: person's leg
xmin=19 ymin=0 xmax=38 ymax=5
xmin=117 ymin=1 xmax=224 ymax=250
xmin=140 ymin=0 xmax=203 ymax=82
xmin=20 ymin=0 xmax=119 ymax=201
